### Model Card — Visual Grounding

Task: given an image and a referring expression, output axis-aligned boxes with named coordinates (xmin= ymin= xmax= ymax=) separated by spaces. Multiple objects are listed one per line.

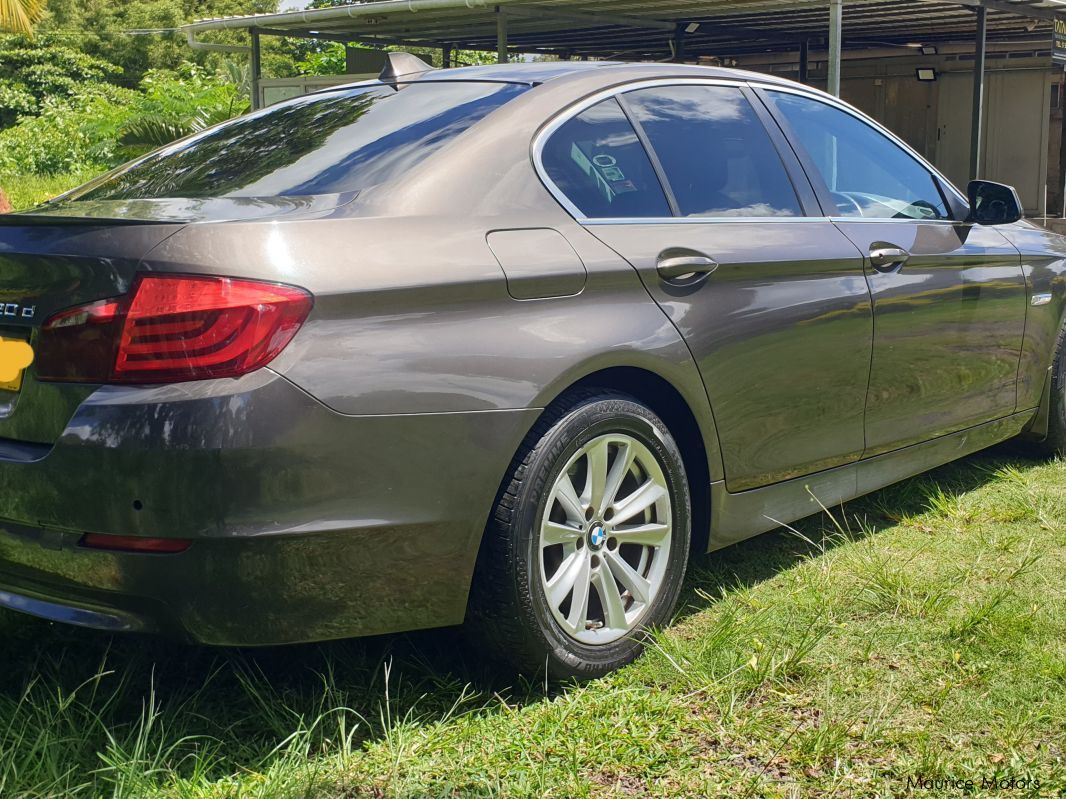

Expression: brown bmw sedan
xmin=1 ymin=55 xmax=1064 ymax=679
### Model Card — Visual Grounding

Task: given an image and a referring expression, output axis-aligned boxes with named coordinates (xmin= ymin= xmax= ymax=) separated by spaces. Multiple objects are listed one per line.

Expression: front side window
xmin=540 ymin=97 xmax=671 ymax=219
xmin=69 ymin=81 xmax=528 ymax=201
xmin=623 ymin=85 xmax=802 ymax=218
xmin=768 ymin=91 xmax=949 ymax=220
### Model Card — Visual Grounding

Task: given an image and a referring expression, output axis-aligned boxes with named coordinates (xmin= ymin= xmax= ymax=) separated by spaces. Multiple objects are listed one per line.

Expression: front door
xmin=539 ymin=83 xmax=872 ymax=491
xmin=763 ymin=88 xmax=1027 ymax=456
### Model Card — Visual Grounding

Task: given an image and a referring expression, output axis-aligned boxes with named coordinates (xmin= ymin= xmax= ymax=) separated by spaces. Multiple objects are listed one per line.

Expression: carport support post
xmin=1060 ymin=72 xmax=1066 ymax=216
xmin=496 ymin=8 xmax=508 ymax=64
xmin=442 ymin=43 xmax=452 ymax=68
xmin=970 ymin=5 xmax=988 ymax=182
xmin=673 ymin=23 xmax=686 ymax=62
xmin=249 ymin=29 xmax=262 ymax=111
xmin=827 ymin=0 xmax=842 ymax=97
xmin=799 ymin=39 xmax=809 ymax=84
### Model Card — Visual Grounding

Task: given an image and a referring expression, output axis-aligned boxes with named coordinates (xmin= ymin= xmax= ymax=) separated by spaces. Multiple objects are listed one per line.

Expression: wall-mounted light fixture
xmin=916 ymin=67 xmax=938 ymax=82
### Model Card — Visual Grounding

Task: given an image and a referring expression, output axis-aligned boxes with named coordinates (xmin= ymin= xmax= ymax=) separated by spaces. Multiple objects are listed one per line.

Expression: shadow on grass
xmin=675 ymin=443 xmax=1043 ymax=621
xmin=0 ymin=444 xmax=1046 ymax=791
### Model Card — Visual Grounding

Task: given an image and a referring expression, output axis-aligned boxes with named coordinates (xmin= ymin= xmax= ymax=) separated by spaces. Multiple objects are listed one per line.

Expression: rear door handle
xmin=869 ymin=245 xmax=910 ymax=272
xmin=656 ymin=254 xmax=719 ymax=281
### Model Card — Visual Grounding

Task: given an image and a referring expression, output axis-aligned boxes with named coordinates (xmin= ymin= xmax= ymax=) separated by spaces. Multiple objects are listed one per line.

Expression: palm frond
xmin=0 ymin=0 xmax=45 ymax=36
xmin=117 ymin=108 xmax=217 ymax=153
xmin=118 ymin=117 xmax=197 ymax=149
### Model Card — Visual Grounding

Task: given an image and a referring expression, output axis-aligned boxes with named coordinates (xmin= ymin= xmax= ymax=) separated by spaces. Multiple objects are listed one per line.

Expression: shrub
xmin=0 ymin=84 xmax=134 ymax=175
xmin=116 ymin=65 xmax=249 ymax=153
xmin=0 ymin=66 xmax=249 ymax=176
xmin=0 ymin=35 xmax=121 ymax=128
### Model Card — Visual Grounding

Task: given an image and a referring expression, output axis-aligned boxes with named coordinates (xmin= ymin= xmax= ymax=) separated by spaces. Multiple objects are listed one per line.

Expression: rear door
xmin=539 ymin=81 xmax=872 ymax=492
xmin=761 ymin=88 xmax=1027 ymax=456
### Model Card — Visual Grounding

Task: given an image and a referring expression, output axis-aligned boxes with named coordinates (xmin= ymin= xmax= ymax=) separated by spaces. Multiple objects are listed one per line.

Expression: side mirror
xmin=967 ymin=180 xmax=1023 ymax=225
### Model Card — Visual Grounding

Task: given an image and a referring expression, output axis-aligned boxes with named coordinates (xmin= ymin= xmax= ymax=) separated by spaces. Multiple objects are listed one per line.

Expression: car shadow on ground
xmin=671 ymin=443 xmax=1041 ymax=623
xmin=0 ymin=444 xmax=1045 ymax=774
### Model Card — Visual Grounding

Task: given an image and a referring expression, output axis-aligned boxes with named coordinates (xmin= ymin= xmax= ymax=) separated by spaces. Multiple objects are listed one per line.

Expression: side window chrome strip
xmin=583 ymin=216 xmax=830 ymax=226
xmin=582 ymin=216 xmax=961 ymax=226
xmin=826 ymin=217 xmax=962 ymax=225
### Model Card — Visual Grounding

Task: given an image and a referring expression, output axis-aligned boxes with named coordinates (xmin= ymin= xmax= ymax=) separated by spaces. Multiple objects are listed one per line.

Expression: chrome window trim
xmin=531 ymin=75 xmax=969 ymax=225
xmin=583 ymin=216 xmax=827 ymax=226
xmin=583 ymin=215 xmax=971 ymax=228
xmin=827 ymin=217 xmax=963 ymax=225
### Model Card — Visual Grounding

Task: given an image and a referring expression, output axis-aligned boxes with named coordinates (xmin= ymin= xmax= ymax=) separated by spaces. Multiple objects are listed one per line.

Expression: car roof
xmin=421 ymin=60 xmax=805 ymax=89
xmin=418 ymin=60 xmax=620 ymax=84
xmin=323 ymin=58 xmax=808 ymax=94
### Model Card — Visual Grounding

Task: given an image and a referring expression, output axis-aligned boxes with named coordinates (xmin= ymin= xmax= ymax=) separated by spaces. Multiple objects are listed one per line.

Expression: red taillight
xmin=80 ymin=533 xmax=191 ymax=554
xmin=37 ymin=274 xmax=312 ymax=384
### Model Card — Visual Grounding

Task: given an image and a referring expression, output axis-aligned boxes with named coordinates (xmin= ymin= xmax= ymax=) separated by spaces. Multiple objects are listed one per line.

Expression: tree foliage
xmin=286 ymin=0 xmax=496 ymax=74
xmin=0 ymin=0 xmax=498 ymax=185
xmin=0 ymin=83 xmax=135 ymax=174
xmin=0 ymin=34 xmax=121 ymax=126
xmin=116 ymin=65 xmax=248 ymax=150
xmin=39 ymin=0 xmax=286 ymax=86
xmin=294 ymin=41 xmax=496 ymax=75
xmin=0 ymin=65 xmax=247 ymax=175
xmin=0 ymin=0 xmax=276 ymax=133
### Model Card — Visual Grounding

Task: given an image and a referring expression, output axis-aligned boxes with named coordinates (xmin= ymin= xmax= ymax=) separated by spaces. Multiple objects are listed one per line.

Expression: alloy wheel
xmin=538 ymin=433 xmax=673 ymax=645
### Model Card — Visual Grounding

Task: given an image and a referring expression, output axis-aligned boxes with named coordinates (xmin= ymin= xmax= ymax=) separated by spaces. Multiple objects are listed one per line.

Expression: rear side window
xmin=71 ymin=82 xmax=528 ymax=201
xmin=540 ymin=97 xmax=671 ymax=219
xmin=622 ymin=85 xmax=802 ymax=218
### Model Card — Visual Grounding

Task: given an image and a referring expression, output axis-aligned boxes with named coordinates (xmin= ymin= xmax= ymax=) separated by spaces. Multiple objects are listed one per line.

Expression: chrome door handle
xmin=656 ymin=254 xmax=718 ymax=280
xmin=869 ymin=246 xmax=910 ymax=272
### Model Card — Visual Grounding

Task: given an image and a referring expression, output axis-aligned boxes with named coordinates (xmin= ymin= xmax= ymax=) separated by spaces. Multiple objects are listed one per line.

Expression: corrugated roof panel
xmin=183 ymin=0 xmax=1054 ymax=59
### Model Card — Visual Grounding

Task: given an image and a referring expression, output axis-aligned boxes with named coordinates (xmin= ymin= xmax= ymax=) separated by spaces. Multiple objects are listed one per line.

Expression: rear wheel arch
xmin=563 ymin=367 xmax=713 ymax=557
xmin=488 ymin=365 xmax=717 ymax=563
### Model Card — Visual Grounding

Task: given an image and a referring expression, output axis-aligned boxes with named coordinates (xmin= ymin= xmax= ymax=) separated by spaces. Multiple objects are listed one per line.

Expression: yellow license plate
xmin=0 ymin=371 xmax=23 ymax=392
xmin=0 ymin=336 xmax=32 ymax=393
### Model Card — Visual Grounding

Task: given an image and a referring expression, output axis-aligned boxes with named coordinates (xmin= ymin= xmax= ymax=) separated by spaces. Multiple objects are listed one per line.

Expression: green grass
xmin=0 ymin=171 xmax=99 ymax=210
xmin=1 ymin=445 xmax=1064 ymax=798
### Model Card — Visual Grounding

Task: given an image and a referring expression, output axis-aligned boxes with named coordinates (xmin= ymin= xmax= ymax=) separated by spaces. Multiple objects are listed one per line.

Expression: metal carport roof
xmin=184 ymin=0 xmax=1063 ymax=61
xmin=182 ymin=0 xmax=1066 ymax=189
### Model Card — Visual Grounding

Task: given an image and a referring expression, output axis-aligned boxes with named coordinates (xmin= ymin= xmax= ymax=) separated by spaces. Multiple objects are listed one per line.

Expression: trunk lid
xmin=0 ymin=215 xmax=186 ymax=445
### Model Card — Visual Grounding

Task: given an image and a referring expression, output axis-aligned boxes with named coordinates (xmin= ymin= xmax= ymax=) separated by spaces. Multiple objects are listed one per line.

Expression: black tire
xmin=467 ymin=389 xmax=691 ymax=681
xmin=1024 ymin=320 xmax=1066 ymax=457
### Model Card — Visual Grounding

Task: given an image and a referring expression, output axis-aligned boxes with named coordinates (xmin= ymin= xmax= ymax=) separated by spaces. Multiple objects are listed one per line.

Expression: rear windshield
xmin=70 ymin=81 xmax=528 ymax=201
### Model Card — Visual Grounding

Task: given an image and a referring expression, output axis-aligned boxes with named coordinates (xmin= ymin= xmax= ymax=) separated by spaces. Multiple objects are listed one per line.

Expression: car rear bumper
xmin=0 ymin=370 xmax=539 ymax=645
